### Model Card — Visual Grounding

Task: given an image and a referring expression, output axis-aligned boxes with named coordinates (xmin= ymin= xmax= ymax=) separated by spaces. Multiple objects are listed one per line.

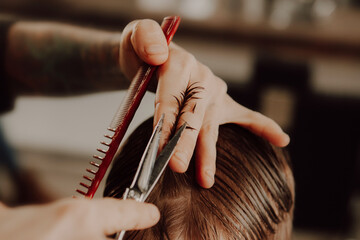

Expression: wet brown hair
xmin=104 ymin=118 xmax=294 ymax=240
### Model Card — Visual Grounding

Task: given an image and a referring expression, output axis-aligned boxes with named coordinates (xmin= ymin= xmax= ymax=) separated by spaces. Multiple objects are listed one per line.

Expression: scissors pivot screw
xmin=128 ymin=190 xmax=137 ymax=198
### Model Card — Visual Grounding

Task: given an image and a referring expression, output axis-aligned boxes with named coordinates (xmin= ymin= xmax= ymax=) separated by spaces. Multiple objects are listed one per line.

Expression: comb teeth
xmin=80 ymin=182 xmax=90 ymax=188
xmin=97 ymin=148 xmax=108 ymax=154
xmin=100 ymin=141 xmax=110 ymax=147
xmin=86 ymin=168 xmax=97 ymax=175
xmin=76 ymin=174 xmax=94 ymax=196
xmin=83 ymin=175 xmax=93 ymax=182
xmin=75 ymin=134 xmax=109 ymax=196
xmin=107 ymin=127 xmax=116 ymax=132
xmin=76 ymin=189 xmax=87 ymax=195
xmin=93 ymin=155 xmax=104 ymax=161
xmin=90 ymin=161 xmax=100 ymax=167
xmin=104 ymin=134 xmax=113 ymax=139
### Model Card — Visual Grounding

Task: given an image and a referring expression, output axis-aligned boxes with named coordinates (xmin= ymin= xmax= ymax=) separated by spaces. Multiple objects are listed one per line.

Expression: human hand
xmin=0 ymin=198 xmax=159 ymax=240
xmin=119 ymin=19 xmax=290 ymax=188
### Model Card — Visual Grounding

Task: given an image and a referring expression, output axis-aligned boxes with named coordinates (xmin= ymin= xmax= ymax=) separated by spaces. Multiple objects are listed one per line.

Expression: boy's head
xmin=104 ymin=118 xmax=294 ymax=239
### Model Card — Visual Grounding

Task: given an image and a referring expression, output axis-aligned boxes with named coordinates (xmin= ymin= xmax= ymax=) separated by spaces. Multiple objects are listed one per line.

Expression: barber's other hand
xmin=120 ymin=19 xmax=290 ymax=189
xmin=0 ymin=198 xmax=159 ymax=240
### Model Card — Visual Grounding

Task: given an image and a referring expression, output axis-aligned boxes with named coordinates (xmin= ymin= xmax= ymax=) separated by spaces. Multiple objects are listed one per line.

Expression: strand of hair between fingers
xmin=171 ymin=82 xmax=204 ymax=136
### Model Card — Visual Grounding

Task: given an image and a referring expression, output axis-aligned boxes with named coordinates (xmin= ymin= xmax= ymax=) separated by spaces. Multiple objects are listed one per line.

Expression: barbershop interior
xmin=0 ymin=0 xmax=359 ymax=239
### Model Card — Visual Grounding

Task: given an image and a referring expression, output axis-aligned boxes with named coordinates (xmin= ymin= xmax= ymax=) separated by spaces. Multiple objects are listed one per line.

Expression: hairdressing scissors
xmin=76 ymin=16 xmax=181 ymax=199
xmin=116 ymin=115 xmax=186 ymax=240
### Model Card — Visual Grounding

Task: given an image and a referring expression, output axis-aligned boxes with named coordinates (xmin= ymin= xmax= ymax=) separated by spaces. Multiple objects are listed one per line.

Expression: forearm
xmin=5 ymin=21 xmax=129 ymax=96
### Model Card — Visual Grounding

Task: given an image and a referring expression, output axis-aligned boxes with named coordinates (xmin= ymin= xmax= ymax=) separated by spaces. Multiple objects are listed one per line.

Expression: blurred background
xmin=0 ymin=0 xmax=359 ymax=239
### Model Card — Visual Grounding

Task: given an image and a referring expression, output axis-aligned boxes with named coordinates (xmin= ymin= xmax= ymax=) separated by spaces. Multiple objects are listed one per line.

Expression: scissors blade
xmin=137 ymin=116 xmax=164 ymax=192
xmin=128 ymin=115 xmax=164 ymax=192
xmin=143 ymin=123 xmax=186 ymax=200
xmin=117 ymin=122 xmax=186 ymax=240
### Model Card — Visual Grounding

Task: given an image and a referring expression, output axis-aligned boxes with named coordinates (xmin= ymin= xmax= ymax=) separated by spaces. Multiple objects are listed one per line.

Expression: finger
xmin=153 ymin=47 xmax=194 ymax=169
xmin=169 ymin=87 xmax=207 ymax=173
xmin=130 ymin=19 xmax=168 ymax=65
xmin=193 ymin=79 xmax=226 ymax=188
xmin=223 ymin=95 xmax=290 ymax=147
xmin=170 ymin=64 xmax=211 ymax=173
xmin=192 ymin=77 xmax=227 ymax=187
xmin=170 ymin=123 xmax=202 ymax=173
xmin=153 ymin=46 xmax=193 ymax=150
xmin=120 ymin=19 xmax=168 ymax=80
xmin=154 ymin=51 xmax=208 ymax=173
xmin=92 ymin=198 xmax=160 ymax=235
xmin=195 ymin=119 xmax=218 ymax=188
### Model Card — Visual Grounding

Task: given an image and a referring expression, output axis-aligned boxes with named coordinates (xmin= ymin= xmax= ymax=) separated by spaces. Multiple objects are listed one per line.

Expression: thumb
xmin=120 ymin=19 xmax=168 ymax=79
xmin=131 ymin=19 xmax=168 ymax=65
xmin=94 ymin=198 xmax=160 ymax=235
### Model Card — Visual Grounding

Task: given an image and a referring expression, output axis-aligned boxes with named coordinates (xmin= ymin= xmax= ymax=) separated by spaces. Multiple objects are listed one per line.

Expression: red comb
xmin=76 ymin=16 xmax=181 ymax=198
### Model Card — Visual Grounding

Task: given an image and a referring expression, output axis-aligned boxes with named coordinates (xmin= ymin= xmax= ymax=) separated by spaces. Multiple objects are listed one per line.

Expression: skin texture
xmin=119 ymin=20 xmax=290 ymax=188
xmin=0 ymin=199 xmax=159 ymax=240
xmin=2 ymin=18 xmax=289 ymax=239
xmin=6 ymin=22 xmax=126 ymax=95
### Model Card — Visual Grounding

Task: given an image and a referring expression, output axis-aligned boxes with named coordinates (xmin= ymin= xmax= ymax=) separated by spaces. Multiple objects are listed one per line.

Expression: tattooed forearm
xmin=5 ymin=22 xmax=129 ymax=96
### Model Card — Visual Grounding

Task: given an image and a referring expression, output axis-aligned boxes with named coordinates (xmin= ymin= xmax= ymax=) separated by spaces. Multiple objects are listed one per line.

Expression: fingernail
xmin=284 ymin=133 xmax=290 ymax=145
xmin=205 ymin=170 xmax=214 ymax=186
xmin=146 ymin=44 xmax=166 ymax=55
xmin=149 ymin=205 xmax=160 ymax=221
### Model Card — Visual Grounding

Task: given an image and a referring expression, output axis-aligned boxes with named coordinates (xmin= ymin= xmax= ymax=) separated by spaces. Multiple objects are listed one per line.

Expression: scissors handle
xmin=117 ymin=230 xmax=126 ymax=240
xmin=116 ymin=122 xmax=186 ymax=240
xmin=116 ymin=188 xmax=143 ymax=240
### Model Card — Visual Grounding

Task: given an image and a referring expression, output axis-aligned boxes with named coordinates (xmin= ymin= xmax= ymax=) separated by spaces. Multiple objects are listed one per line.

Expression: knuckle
xmin=52 ymin=200 xmax=83 ymax=227
xmin=216 ymin=77 xmax=228 ymax=94
xmin=63 ymin=199 xmax=93 ymax=220
xmin=202 ymin=123 xmax=219 ymax=142
xmin=182 ymin=52 xmax=197 ymax=69
xmin=187 ymin=53 xmax=197 ymax=66
xmin=170 ymin=48 xmax=197 ymax=70
xmin=48 ymin=199 xmax=99 ymax=238
xmin=196 ymin=63 xmax=227 ymax=95
xmin=197 ymin=62 xmax=213 ymax=80
xmin=154 ymin=97 xmax=164 ymax=107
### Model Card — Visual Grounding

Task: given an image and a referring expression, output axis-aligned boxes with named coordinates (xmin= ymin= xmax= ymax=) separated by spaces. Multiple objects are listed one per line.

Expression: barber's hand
xmin=120 ymin=19 xmax=290 ymax=188
xmin=0 ymin=198 xmax=159 ymax=240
